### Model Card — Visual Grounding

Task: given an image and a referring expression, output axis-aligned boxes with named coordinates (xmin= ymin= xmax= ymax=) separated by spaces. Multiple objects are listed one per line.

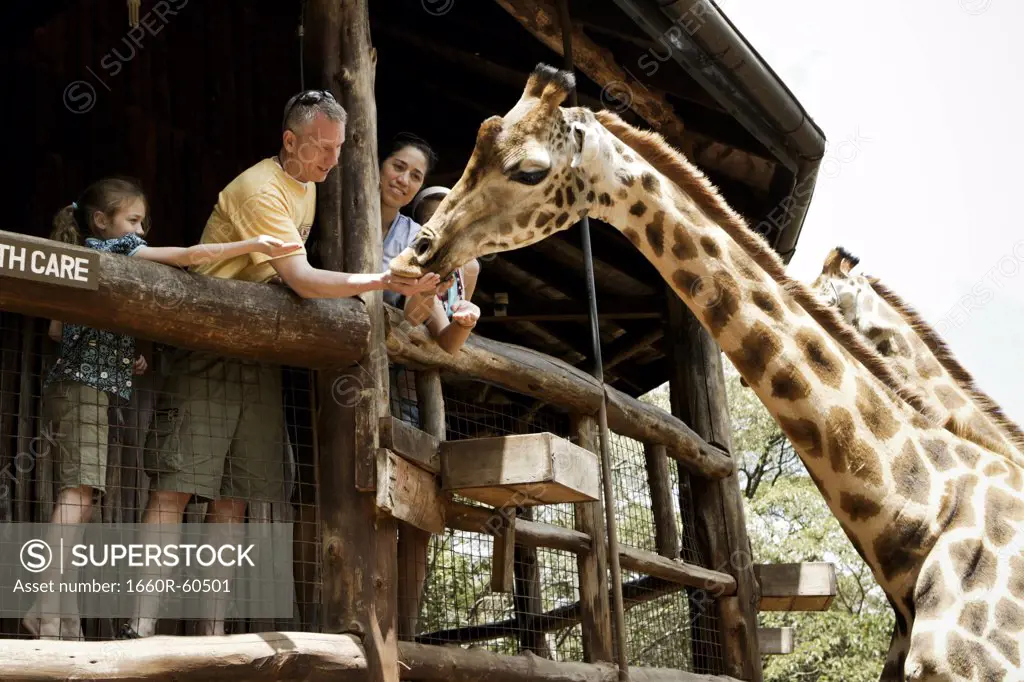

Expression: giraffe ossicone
xmin=391 ymin=63 xmax=1024 ymax=681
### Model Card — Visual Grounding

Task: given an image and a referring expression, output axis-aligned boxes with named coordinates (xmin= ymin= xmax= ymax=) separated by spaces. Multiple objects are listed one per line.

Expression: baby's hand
xmin=451 ymin=300 xmax=480 ymax=329
xmin=256 ymin=235 xmax=303 ymax=257
xmin=133 ymin=355 xmax=148 ymax=375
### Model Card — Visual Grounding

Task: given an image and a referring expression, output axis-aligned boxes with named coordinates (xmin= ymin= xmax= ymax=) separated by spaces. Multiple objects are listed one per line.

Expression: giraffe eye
xmin=510 ymin=168 xmax=549 ymax=186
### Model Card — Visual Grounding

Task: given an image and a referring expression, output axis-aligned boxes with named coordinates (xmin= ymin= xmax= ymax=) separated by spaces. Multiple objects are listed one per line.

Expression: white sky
xmin=714 ymin=0 xmax=1024 ymax=423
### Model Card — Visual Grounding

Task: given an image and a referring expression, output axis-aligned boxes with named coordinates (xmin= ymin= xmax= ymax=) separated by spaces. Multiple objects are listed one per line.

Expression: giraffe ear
xmin=570 ymin=122 xmax=600 ymax=169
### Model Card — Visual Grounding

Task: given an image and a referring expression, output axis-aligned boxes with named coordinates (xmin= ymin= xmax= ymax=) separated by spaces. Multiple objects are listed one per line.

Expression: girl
xmin=410 ymin=185 xmax=481 ymax=333
xmin=24 ymin=176 xmax=300 ymax=640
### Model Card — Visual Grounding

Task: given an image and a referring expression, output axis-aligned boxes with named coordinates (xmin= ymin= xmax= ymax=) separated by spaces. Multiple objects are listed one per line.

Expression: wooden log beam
xmin=0 ymin=231 xmax=370 ymax=369
xmin=605 ymin=386 xmax=733 ymax=478
xmin=618 ymin=545 xmax=736 ymax=595
xmin=0 ymin=632 xmax=368 ymax=681
xmin=0 ymin=634 xmax=748 ymax=681
xmin=399 ymin=642 xmax=742 ymax=682
xmin=384 ymin=306 xmax=733 ymax=479
xmin=445 ymin=500 xmax=591 ymax=554
xmin=491 ymin=0 xmax=775 ymax=192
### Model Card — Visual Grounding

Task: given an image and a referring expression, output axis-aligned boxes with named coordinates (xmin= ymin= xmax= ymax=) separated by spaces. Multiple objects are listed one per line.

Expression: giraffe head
xmin=810 ymin=246 xmax=861 ymax=318
xmin=810 ymin=246 xmax=902 ymax=351
xmin=390 ymin=64 xmax=606 ymax=280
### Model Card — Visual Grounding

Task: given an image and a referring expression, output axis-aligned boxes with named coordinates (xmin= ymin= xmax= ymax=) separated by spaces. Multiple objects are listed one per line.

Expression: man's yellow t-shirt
xmin=192 ymin=157 xmax=315 ymax=283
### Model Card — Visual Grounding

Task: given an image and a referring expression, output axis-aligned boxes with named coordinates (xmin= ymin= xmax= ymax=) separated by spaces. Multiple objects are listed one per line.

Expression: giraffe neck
xmin=580 ymin=125 xmax=969 ymax=603
xmin=851 ymin=275 xmax=1024 ymax=465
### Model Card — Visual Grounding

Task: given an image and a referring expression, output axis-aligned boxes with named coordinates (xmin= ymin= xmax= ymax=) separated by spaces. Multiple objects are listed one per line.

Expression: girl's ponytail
xmin=50 ymin=204 xmax=83 ymax=245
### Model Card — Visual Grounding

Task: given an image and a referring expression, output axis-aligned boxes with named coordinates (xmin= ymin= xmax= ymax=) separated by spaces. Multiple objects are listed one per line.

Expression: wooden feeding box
xmin=755 ymin=562 xmax=838 ymax=612
xmin=440 ymin=432 xmax=601 ymax=507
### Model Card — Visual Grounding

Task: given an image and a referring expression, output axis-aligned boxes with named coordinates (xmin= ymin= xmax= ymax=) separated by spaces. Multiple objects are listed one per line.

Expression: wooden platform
xmin=755 ymin=562 xmax=837 ymax=612
xmin=440 ymin=432 xmax=601 ymax=507
xmin=758 ymin=627 xmax=795 ymax=655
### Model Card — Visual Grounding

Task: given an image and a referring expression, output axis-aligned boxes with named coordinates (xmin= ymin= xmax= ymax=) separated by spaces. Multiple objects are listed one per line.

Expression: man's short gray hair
xmin=282 ymin=90 xmax=348 ymax=133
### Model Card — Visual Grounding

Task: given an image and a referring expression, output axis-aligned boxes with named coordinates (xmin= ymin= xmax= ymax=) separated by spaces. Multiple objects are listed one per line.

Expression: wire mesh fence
xmin=403 ymin=378 xmax=586 ymax=660
xmin=395 ymin=370 xmax=726 ymax=673
xmin=0 ymin=311 xmax=320 ymax=640
xmin=0 ymin=310 xmax=727 ymax=674
xmin=608 ymin=422 xmax=725 ymax=674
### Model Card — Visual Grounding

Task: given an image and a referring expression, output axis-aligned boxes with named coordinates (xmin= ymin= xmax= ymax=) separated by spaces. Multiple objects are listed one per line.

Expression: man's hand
xmin=383 ymin=271 xmax=441 ymax=297
xmin=255 ymin=235 xmax=304 ymax=258
xmin=133 ymin=355 xmax=148 ymax=376
xmin=450 ymin=300 xmax=480 ymax=329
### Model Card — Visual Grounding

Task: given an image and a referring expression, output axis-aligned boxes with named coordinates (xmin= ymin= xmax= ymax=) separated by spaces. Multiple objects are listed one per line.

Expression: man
xmin=121 ymin=90 xmax=438 ymax=639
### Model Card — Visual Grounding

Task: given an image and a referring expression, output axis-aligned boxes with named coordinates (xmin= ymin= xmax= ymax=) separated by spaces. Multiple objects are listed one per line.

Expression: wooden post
xmin=0 ymin=314 xmax=21 ymax=523
xmin=397 ymin=369 xmax=444 ymax=639
xmin=644 ymin=443 xmax=681 ymax=559
xmin=15 ymin=317 xmax=35 ymax=523
xmin=512 ymin=506 xmax=549 ymax=656
xmin=666 ymin=292 xmax=762 ymax=681
xmin=571 ymin=415 xmax=613 ymax=662
xmin=311 ymin=1 xmax=397 ymax=680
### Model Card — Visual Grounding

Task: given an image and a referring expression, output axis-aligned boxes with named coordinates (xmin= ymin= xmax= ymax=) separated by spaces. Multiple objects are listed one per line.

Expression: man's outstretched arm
xmin=271 ymin=254 xmax=439 ymax=299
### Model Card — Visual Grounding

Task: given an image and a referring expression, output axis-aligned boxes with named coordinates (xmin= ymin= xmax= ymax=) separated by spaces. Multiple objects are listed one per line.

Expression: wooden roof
xmin=373 ymin=0 xmax=822 ymax=397
xmin=3 ymin=0 xmax=822 ymax=400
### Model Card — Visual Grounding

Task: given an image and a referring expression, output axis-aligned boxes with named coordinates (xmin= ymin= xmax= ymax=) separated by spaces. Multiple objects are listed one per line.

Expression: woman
xmin=379 ymin=135 xmax=480 ymax=350
xmin=378 ymin=135 xmax=481 ymax=425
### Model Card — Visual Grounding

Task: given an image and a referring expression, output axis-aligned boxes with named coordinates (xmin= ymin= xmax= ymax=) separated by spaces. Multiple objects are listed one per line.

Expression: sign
xmin=0 ymin=234 xmax=99 ymax=291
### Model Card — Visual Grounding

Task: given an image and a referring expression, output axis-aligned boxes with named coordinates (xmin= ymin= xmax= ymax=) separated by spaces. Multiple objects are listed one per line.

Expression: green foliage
xmin=416 ymin=358 xmax=890 ymax=676
xmin=719 ymin=362 xmax=893 ymax=681
xmin=750 ymin=477 xmax=893 ymax=681
xmin=643 ymin=364 xmax=893 ymax=679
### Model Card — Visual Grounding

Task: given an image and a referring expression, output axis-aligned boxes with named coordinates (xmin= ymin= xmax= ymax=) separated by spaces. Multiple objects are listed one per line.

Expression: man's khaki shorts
xmin=145 ymin=351 xmax=284 ymax=502
xmin=44 ymin=381 xmax=110 ymax=493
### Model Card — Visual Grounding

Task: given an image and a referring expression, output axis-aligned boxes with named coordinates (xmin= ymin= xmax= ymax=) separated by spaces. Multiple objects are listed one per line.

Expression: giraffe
xmin=810 ymin=246 xmax=1024 ymax=469
xmin=390 ymin=64 xmax=1024 ymax=681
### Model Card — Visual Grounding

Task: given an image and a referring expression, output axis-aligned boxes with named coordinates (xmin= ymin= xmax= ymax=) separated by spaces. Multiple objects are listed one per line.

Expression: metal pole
xmin=556 ymin=2 xmax=630 ymax=679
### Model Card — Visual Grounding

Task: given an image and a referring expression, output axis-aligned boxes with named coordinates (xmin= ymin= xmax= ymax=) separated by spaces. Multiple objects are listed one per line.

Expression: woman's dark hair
xmin=50 ymin=177 xmax=150 ymax=245
xmin=383 ymin=132 xmax=438 ymax=176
